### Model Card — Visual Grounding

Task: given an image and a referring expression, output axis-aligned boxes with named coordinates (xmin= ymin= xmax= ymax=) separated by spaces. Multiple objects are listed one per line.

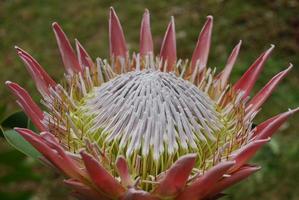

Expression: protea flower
xmin=5 ymin=7 xmax=298 ymax=200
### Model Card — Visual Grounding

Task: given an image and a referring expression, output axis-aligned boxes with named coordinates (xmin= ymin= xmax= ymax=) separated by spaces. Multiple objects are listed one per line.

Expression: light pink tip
xmin=15 ymin=128 xmax=84 ymax=181
xmin=252 ymin=107 xmax=299 ymax=140
xmin=233 ymin=45 xmax=275 ymax=98
xmin=187 ymin=15 xmax=213 ymax=77
xmin=230 ymin=138 xmax=270 ymax=172
xmin=109 ymin=7 xmax=128 ymax=58
xmin=6 ymin=82 xmax=46 ymax=131
xmin=247 ymin=63 xmax=293 ymax=113
xmin=219 ymin=40 xmax=242 ymax=88
xmin=140 ymin=9 xmax=154 ymax=56
xmin=207 ymin=165 xmax=261 ymax=198
xmin=160 ymin=16 xmax=177 ymax=72
xmin=52 ymin=22 xmax=82 ymax=75
xmin=75 ymin=39 xmax=93 ymax=69
xmin=15 ymin=46 xmax=56 ymax=96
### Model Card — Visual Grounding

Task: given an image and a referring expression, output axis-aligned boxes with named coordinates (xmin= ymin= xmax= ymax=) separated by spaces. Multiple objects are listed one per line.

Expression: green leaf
xmin=0 ymin=104 xmax=7 ymax=122
xmin=1 ymin=111 xmax=28 ymax=129
xmin=3 ymin=129 xmax=42 ymax=160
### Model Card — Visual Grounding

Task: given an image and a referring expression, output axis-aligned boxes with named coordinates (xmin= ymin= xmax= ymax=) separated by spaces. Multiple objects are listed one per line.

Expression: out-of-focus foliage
xmin=0 ymin=0 xmax=298 ymax=199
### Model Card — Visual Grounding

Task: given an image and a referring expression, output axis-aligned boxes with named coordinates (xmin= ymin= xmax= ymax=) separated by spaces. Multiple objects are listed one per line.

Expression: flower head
xmin=6 ymin=7 xmax=298 ymax=200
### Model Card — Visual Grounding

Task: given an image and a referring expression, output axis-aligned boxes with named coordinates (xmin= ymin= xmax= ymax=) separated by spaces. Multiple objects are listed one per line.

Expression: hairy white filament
xmin=81 ymin=69 xmax=224 ymax=160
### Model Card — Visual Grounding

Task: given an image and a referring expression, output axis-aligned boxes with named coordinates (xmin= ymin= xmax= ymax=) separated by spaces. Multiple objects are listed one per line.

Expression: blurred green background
xmin=0 ymin=0 xmax=299 ymax=199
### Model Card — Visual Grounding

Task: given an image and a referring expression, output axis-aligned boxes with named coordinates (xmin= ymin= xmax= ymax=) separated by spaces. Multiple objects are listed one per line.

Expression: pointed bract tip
xmin=169 ymin=16 xmax=175 ymax=24
xmin=14 ymin=46 xmax=24 ymax=54
xmin=14 ymin=46 xmax=29 ymax=57
xmin=247 ymin=167 xmax=262 ymax=173
xmin=237 ymin=40 xmax=242 ymax=46
xmin=14 ymin=127 xmax=28 ymax=133
xmin=52 ymin=22 xmax=59 ymax=29
xmin=281 ymin=63 xmax=293 ymax=75
xmin=289 ymin=107 xmax=299 ymax=114
xmin=140 ymin=7 xmax=154 ymax=56
xmin=187 ymin=14 xmax=213 ymax=75
xmin=5 ymin=80 xmax=12 ymax=85
xmin=287 ymin=63 xmax=293 ymax=70
xmin=206 ymin=15 xmax=213 ymax=20
xmin=168 ymin=16 xmax=175 ymax=29
xmin=264 ymin=137 xmax=271 ymax=142
xmin=109 ymin=7 xmax=117 ymax=17
xmin=265 ymin=44 xmax=275 ymax=55
xmin=109 ymin=6 xmax=128 ymax=59
xmin=263 ymin=44 xmax=275 ymax=57
xmin=233 ymin=44 xmax=275 ymax=97
xmin=204 ymin=15 xmax=213 ymax=28
xmin=268 ymin=44 xmax=275 ymax=51
xmin=251 ymin=137 xmax=271 ymax=144
xmin=250 ymin=165 xmax=262 ymax=171
xmin=160 ymin=16 xmax=176 ymax=71
xmin=52 ymin=21 xmax=82 ymax=74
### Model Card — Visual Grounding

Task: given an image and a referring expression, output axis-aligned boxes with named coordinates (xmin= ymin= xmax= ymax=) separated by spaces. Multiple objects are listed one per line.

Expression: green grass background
xmin=0 ymin=0 xmax=299 ymax=199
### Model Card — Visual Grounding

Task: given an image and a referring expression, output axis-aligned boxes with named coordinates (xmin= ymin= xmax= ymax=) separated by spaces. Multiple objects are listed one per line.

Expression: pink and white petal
xmin=15 ymin=46 xmax=56 ymax=93
xmin=154 ymin=154 xmax=197 ymax=198
xmin=6 ymin=81 xmax=43 ymax=117
xmin=6 ymin=81 xmax=46 ymax=131
xmin=116 ymin=156 xmax=133 ymax=187
xmin=252 ymin=108 xmax=299 ymax=140
xmin=230 ymin=138 xmax=270 ymax=172
xmin=80 ymin=151 xmax=125 ymax=198
xmin=160 ymin=17 xmax=176 ymax=72
xmin=140 ymin=9 xmax=154 ymax=56
xmin=16 ymin=52 xmax=49 ymax=96
xmin=52 ymin=22 xmax=82 ymax=75
xmin=233 ymin=45 xmax=275 ymax=98
xmin=109 ymin=7 xmax=128 ymax=58
xmin=219 ymin=40 xmax=242 ymax=88
xmin=75 ymin=39 xmax=93 ymax=69
xmin=187 ymin=16 xmax=213 ymax=77
xmin=15 ymin=129 xmax=87 ymax=182
xmin=207 ymin=165 xmax=261 ymax=199
xmin=247 ymin=64 xmax=293 ymax=113
xmin=14 ymin=128 xmax=75 ymax=177
xmin=16 ymin=101 xmax=46 ymax=132
xmin=176 ymin=161 xmax=235 ymax=200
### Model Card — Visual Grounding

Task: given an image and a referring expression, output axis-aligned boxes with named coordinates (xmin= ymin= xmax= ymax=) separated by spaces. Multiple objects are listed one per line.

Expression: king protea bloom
xmin=5 ymin=7 xmax=298 ymax=200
